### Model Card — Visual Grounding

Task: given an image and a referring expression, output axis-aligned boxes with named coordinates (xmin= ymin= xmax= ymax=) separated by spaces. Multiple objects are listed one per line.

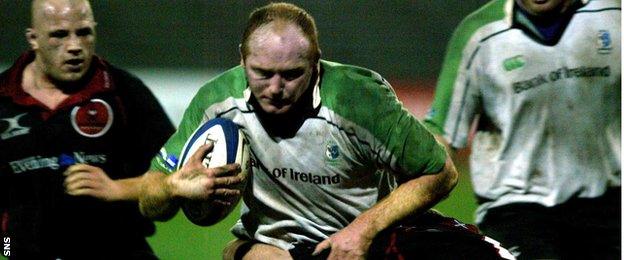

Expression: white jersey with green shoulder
xmin=151 ymin=60 xmax=447 ymax=249
xmin=424 ymin=0 xmax=621 ymax=223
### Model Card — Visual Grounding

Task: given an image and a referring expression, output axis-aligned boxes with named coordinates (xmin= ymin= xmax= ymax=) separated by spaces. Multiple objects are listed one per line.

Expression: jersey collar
xmin=504 ymin=0 xmax=589 ymax=26
xmin=0 ymin=51 xmax=114 ymax=115
xmin=505 ymin=0 xmax=588 ymax=45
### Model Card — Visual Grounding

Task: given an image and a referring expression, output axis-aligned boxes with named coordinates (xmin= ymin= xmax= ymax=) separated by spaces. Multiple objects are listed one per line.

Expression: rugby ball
xmin=178 ymin=118 xmax=250 ymax=226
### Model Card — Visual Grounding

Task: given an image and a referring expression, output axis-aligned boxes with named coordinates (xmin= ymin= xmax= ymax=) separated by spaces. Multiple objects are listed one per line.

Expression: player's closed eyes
xmin=281 ymin=69 xmax=304 ymax=81
xmin=48 ymin=28 xmax=92 ymax=39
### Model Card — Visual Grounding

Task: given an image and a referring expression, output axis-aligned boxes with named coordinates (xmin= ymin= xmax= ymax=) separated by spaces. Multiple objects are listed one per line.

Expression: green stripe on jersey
xmin=150 ymin=66 xmax=247 ymax=172
xmin=320 ymin=61 xmax=446 ymax=175
xmin=424 ymin=0 xmax=506 ymax=134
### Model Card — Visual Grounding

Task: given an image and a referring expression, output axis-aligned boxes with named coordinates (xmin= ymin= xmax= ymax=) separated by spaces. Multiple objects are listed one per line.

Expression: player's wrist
xmin=164 ymin=174 xmax=180 ymax=199
xmin=110 ymin=178 xmax=142 ymax=201
xmin=350 ymin=215 xmax=383 ymax=240
xmin=107 ymin=180 xmax=123 ymax=201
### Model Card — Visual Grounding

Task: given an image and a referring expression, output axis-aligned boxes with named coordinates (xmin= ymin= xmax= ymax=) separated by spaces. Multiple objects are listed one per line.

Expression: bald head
xmin=248 ymin=21 xmax=311 ymax=62
xmin=27 ymin=0 xmax=97 ymax=83
xmin=31 ymin=0 xmax=94 ymax=29
xmin=241 ymin=2 xmax=320 ymax=64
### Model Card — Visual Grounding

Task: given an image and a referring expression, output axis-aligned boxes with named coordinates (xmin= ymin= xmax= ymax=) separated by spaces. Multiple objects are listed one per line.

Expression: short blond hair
xmin=241 ymin=2 xmax=321 ymax=63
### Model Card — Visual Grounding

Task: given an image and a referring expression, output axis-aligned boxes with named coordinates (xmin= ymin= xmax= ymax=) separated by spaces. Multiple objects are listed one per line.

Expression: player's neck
xmin=253 ymin=86 xmax=317 ymax=138
xmin=22 ymin=62 xmax=70 ymax=110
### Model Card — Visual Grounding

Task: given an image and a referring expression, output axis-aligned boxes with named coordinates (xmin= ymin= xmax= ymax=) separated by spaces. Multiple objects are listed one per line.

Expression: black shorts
xmin=479 ymin=188 xmax=621 ymax=260
xmin=289 ymin=210 xmax=513 ymax=260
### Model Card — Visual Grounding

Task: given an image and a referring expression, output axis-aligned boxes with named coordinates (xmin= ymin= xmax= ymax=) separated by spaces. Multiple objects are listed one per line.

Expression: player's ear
xmin=26 ymin=28 xmax=39 ymax=50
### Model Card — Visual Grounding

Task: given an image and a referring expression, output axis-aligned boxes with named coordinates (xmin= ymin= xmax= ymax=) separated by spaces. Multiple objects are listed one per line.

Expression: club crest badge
xmin=71 ymin=99 xmax=113 ymax=137
xmin=325 ymin=141 xmax=340 ymax=161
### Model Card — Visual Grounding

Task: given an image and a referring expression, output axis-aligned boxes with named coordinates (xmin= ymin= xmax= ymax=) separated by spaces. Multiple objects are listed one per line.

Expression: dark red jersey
xmin=0 ymin=52 xmax=175 ymax=259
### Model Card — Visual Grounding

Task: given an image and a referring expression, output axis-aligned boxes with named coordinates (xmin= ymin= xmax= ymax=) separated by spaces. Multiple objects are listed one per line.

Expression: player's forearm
xmin=352 ymin=157 xmax=458 ymax=237
xmin=111 ymin=176 xmax=143 ymax=201
xmin=138 ymin=171 xmax=180 ymax=221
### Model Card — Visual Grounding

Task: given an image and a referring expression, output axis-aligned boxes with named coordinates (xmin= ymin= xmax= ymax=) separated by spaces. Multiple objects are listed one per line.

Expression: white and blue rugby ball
xmin=178 ymin=117 xmax=249 ymax=170
xmin=178 ymin=118 xmax=250 ymax=226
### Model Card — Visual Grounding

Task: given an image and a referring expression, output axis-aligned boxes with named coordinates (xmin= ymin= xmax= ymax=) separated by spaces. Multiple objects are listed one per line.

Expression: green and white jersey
xmin=151 ymin=60 xmax=447 ymax=249
xmin=425 ymin=0 xmax=621 ymax=223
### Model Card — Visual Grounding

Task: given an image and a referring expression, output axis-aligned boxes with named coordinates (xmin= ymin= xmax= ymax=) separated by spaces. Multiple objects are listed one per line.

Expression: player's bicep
xmin=367 ymin=89 xmax=447 ymax=180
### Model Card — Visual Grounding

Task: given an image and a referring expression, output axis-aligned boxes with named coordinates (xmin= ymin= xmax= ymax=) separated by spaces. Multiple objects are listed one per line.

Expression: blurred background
xmin=1 ymin=1 xmax=489 ymax=259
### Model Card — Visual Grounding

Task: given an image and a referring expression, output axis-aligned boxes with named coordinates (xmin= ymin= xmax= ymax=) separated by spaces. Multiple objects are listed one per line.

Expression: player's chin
xmin=56 ymin=70 xmax=88 ymax=82
xmin=260 ymin=102 xmax=293 ymax=115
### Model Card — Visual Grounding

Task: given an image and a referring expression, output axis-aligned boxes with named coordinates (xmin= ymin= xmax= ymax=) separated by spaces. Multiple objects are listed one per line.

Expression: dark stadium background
xmin=1 ymin=1 xmax=489 ymax=259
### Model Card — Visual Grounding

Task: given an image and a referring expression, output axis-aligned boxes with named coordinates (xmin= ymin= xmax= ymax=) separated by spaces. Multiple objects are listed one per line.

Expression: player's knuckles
xmin=65 ymin=165 xmax=82 ymax=173
xmin=228 ymin=175 xmax=244 ymax=185
xmin=66 ymin=182 xmax=85 ymax=191
xmin=199 ymin=143 xmax=214 ymax=152
xmin=203 ymin=177 xmax=216 ymax=187
xmin=211 ymin=166 xmax=230 ymax=176
xmin=63 ymin=171 xmax=81 ymax=182
xmin=202 ymin=181 xmax=217 ymax=194
xmin=219 ymin=177 xmax=232 ymax=186
xmin=66 ymin=172 xmax=92 ymax=182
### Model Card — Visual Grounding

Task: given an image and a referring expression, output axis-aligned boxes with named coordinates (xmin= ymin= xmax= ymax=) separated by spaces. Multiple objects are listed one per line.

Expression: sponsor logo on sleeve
xmin=0 ymin=113 xmax=30 ymax=140
xmin=156 ymin=148 xmax=178 ymax=172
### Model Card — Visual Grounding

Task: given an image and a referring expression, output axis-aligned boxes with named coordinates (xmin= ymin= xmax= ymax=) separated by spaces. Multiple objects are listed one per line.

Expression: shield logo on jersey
xmin=597 ymin=30 xmax=612 ymax=54
xmin=325 ymin=141 xmax=340 ymax=161
xmin=71 ymin=99 xmax=113 ymax=138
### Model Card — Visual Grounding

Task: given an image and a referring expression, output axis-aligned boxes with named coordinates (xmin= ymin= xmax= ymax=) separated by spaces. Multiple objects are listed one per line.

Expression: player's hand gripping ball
xmin=178 ymin=118 xmax=250 ymax=226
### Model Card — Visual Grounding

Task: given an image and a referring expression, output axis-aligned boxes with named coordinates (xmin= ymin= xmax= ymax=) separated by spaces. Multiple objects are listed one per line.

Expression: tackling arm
xmin=139 ymin=170 xmax=179 ymax=221
xmin=356 ymin=155 xmax=458 ymax=232
xmin=314 ymin=155 xmax=458 ymax=258
xmin=63 ymin=164 xmax=146 ymax=201
xmin=138 ymin=144 xmax=244 ymax=222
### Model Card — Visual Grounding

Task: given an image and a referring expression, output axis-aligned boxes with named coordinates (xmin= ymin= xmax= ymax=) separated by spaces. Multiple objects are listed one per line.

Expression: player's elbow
xmin=438 ymin=157 xmax=459 ymax=198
